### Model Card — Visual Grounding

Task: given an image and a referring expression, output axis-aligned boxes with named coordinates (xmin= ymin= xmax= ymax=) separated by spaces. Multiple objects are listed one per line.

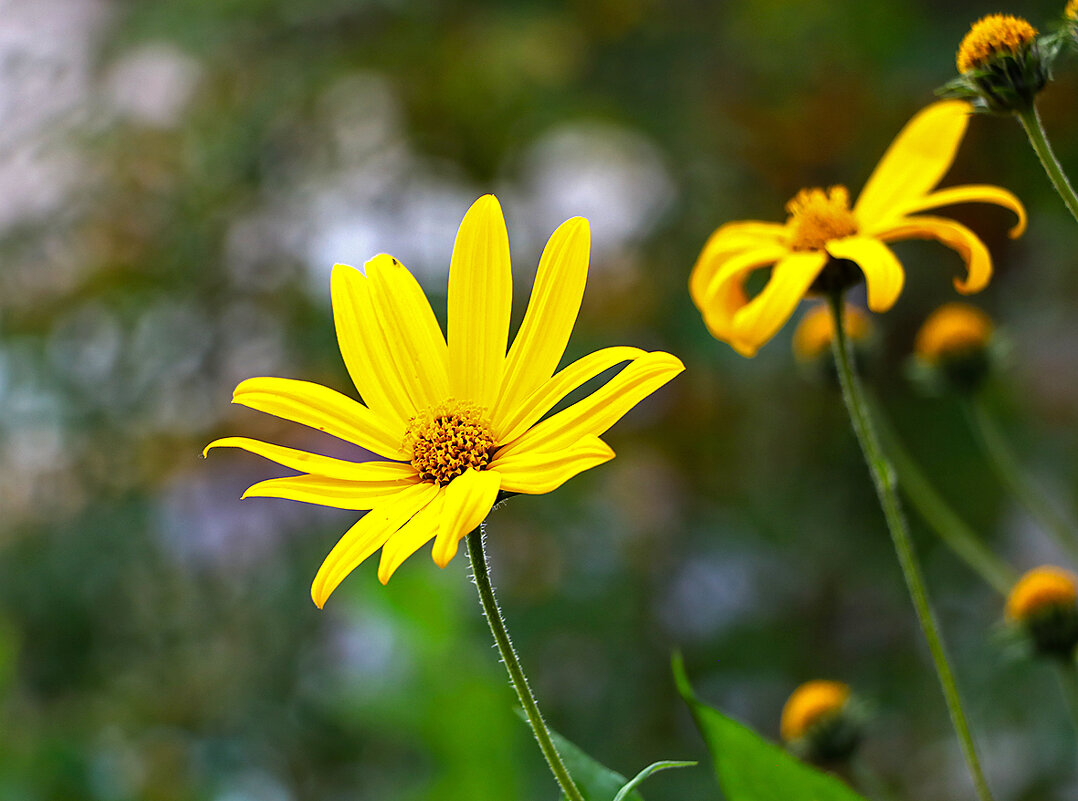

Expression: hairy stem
xmin=1016 ymin=103 xmax=1078 ymax=225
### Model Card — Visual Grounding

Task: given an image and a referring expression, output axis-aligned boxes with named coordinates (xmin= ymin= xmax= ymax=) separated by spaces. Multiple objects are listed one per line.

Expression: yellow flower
xmin=689 ymin=101 xmax=1026 ymax=357
xmin=792 ymin=302 xmax=871 ymax=363
xmin=1006 ymin=565 xmax=1078 ymax=622
xmin=914 ymin=302 xmax=993 ymax=363
xmin=1068 ymin=0 xmax=1078 ymax=21
xmin=206 ymin=195 xmax=684 ymax=607
xmin=780 ymin=680 xmax=850 ymax=742
xmin=956 ymin=15 xmax=1038 ymax=74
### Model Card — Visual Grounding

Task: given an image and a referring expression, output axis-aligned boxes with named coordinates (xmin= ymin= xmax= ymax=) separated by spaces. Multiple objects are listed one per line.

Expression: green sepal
xmin=672 ymin=653 xmax=870 ymax=801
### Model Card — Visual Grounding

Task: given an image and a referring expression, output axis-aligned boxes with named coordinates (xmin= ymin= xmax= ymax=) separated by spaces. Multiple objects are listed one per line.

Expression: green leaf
xmin=612 ymin=761 xmax=697 ymax=801
xmin=672 ymin=654 xmax=869 ymax=801
xmin=514 ymin=710 xmax=692 ymax=801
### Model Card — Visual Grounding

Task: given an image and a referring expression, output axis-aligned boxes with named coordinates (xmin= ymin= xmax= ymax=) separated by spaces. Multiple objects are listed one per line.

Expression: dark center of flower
xmin=405 ymin=401 xmax=496 ymax=486
xmin=785 ymin=186 xmax=858 ymax=252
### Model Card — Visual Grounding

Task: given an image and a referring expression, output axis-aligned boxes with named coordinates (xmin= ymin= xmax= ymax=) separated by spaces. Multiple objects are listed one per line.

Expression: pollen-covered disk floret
xmin=957 ymin=15 xmax=1038 ymax=73
xmin=785 ymin=186 xmax=859 ymax=252
xmin=406 ymin=400 xmax=497 ymax=486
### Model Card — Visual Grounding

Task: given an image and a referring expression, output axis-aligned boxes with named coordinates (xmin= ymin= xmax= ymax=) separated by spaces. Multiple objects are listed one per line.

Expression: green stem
xmin=1055 ymin=658 xmax=1078 ymax=737
xmin=1015 ymin=103 xmax=1078 ymax=225
xmin=963 ymin=396 xmax=1078 ymax=563
xmin=466 ymin=526 xmax=585 ymax=801
xmin=869 ymin=397 xmax=1017 ymax=596
xmin=828 ymin=294 xmax=994 ymax=801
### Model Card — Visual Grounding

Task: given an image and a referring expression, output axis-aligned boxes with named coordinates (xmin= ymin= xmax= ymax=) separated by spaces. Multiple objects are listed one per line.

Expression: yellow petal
xmin=825 ymin=236 xmax=905 ymax=312
xmin=377 ymin=491 xmax=447 ymax=584
xmin=494 ymin=217 xmax=590 ymax=430
xmin=232 ymin=377 xmax=407 ymax=460
xmin=311 ymin=482 xmax=439 ymax=608
xmin=876 ymin=215 xmax=992 ymax=294
xmin=242 ymin=472 xmax=418 ymax=511
xmin=730 ymin=251 xmax=828 ymax=356
xmin=331 ymin=264 xmax=414 ymax=429
xmin=854 ymin=101 xmax=972 ymax=226
xmin=448 ymin=195 xmax=512 ymax=408
xmin=204 ymin=437 xmax=405 ymax=482
xmin=689 ymin=221 xmax=789 ymax=302
xmin=892 ymin=184 xmax=1027 ymax=238
xmin=496 ymin=346 xmax=644 ymax=444
xmin=695 ymin=244 xmax=789 ymax=344
xmin=431 ymin=468 xmax=502 ymax=568
xmin=363 ymin=254 xmax=450 ymax=410
xmin=498 ymin=351 xmax=684 ymax=457
xmin=490 ymin=435 xmax=614 ymax=494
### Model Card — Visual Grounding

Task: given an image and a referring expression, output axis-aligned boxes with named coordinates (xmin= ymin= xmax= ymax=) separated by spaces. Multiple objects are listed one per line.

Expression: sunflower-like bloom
xmin=689 ymin=101 xmax=1026 ymax=357
xmin=205 ymin=196 xmax=683 ymax=607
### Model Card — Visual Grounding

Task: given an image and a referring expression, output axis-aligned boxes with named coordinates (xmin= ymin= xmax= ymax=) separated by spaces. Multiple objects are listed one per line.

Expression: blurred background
xmin=2 ymin=0 xmax=1078 ymax=798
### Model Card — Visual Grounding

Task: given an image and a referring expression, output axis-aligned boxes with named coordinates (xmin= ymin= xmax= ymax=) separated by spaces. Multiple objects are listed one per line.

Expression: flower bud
xmin=912 ymin=303 xmax=994 ymax=393
xmin=780 ymin=680 xmax=862 ymax=764
xmin=1006 ymin=566 xmax=1078 ymax=659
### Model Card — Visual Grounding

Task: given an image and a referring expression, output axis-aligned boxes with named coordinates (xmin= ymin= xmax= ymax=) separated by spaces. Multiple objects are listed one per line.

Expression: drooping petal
xmin=854 ymin=101 xmax=972 ymax=227
xmin=311 ymin=482 xmax=439 ymax=608
xmin=331 ymin=264 xmax=414 ymax=430
xmin=495 ymin=346 xmax=644 ymax=444
xmin=875 ymin=215 xmax=993 ymax=294
xmin=242 ymin=473 xmax=418 ymax=511
xmin=205 ymin=437 xmax=406 ymax=482
xmin=431 ymin=469 xmax=502 ymax=568
xmin=494 ymin=217 xmax=590 ymax=427
xmin=490 ymin=435 xmax=614 ymax=494
xmin=498 ymin=351 xmax=684 ymax=458
xmin=890 ymin=184 xmax=1026 ymax=238
xmin=231 ymin=377 xmax=407 ymax=460
xmin=689 ymin=221 xmax=790 ymax=301
xmin=694 ymin=244 xmax=790 ymax=347
xmin=447 ymin=195 xmax=512 ymax=408
xmin=730 ymin=251 xmax=829 ymax=356
xmin=825 ymin=236 xmax=905 ymax=313
xmin=377 ymin=491 xmax=447 ymax=584
xmin=363 ymin=254 xmax=450 ymax=410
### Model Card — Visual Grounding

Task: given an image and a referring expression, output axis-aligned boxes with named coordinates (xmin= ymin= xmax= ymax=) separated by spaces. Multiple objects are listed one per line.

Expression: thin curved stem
xmin=828 ymin=294 xmax=995 ymax=801
xmin=466 ymin=526 xmax=585 ymax=801
xmin=1015 ymin=103 xmax=1078 ymax=225
xmin=869 ymin=396 xmax=1017 ymax=596
xmin=962 ymin=396 xmax=1078 ymax=563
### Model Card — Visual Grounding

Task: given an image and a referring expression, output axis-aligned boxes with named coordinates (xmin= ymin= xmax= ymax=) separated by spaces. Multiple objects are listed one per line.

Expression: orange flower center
xmin=785 ymin=186 xmax=858 ymax=252
xmin=956 ymin=14 xmax=1037 ymax=74
xmin=406 ymin=400 xmax=496 ymax=486
xmin=1006 ymin=566 xmax=1078 ymax=622
xmin=780 ymin=680 xmax=850 ymax=742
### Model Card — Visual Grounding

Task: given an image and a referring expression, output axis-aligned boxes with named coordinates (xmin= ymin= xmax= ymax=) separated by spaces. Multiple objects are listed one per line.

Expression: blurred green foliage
xmin=2 ymin=0 xmax=1078 ymax=799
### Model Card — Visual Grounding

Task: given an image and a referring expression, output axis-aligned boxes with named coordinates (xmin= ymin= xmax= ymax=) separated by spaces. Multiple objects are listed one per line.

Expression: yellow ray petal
xmin=431 ymin=468 xmax=502 ymax=568
xmin=448 ymin=195 xmax=512 ymax=408
xmin=498 ymin=351 xmax=684 ymax=458
xmin=496 ymin=346 xmax=644 ymax=444
xmin=730 ymin=251 xmax=828 ymax=356
xmin=695 ymin=244 xmax=790 ymax=343
xmin=331 ymin=264 xmax=413 ymax=429
xmin=311 ymin=482 xmax=439 ymax=608
xmin=377 ymin=491 xmax=447 ymax=584
xmin=205 ymin=437 xmax=406 ymax=482
xmin=892 ymin=184 xmax=1027 ymax=238
xmin=494 ymin=217 xmax=590 ymax=429
xmin=363 ymin=254 xmax=450 ymax=409
xmin=242 ymin=473 xmax=418 ymax=511
xmin=825 ymin=236 xmax=905 ymax=313
xmin=490 ymin=435 xmax=614 ymax=495
xmin=876 ymin=215 xmax=993 ymax=294
xmin=854 ymin=101 xmax=972 ymax=226
xmin=232 ymin=377 xmax=407 ymax=460
xmin=689 ymin=221 xmax=789 ymax=302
